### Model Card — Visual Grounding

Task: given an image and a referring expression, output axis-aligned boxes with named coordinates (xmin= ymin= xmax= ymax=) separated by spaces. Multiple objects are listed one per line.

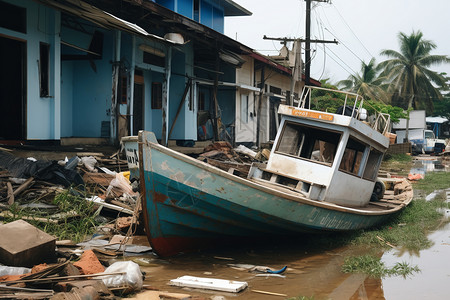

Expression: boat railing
xmin=299 ymin=86 xmax=391 ymax=135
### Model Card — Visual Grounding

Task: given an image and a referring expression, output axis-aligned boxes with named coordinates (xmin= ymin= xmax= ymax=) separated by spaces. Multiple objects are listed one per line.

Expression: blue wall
xmin=61 ymin=29 xmax=113 ymax=137
xmin=155 ymin=0 xmax=225 ymax=33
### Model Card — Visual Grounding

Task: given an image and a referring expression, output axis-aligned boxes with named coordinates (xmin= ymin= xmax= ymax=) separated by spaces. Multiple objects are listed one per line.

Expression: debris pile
xmin=197 ymin=142 xmax=271 ymax=177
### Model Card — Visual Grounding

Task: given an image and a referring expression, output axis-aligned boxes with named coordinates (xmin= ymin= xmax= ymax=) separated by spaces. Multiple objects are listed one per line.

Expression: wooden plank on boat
xmin=169 ymin=275 xmax=248 ymax=293
xmin=369 ymin=202 xmax=394 ymax=209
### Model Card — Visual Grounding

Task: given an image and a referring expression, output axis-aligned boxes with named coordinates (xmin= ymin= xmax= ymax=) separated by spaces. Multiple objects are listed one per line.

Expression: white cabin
xmin=250 ymin=86 xmax=390 ymax=207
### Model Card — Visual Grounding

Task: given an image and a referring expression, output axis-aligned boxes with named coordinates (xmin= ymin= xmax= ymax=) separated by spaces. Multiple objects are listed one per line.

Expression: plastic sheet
xmin=0 ymin=150 xmax=84 ymax=187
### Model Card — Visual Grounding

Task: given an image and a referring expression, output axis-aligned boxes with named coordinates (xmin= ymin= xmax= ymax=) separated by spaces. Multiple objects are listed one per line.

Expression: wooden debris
xmin=12 ymin=177 xmax=35 ymax=197
xmin=6 ymin=182 xmax=14 ymax=205
xmin=252 ymin=289 xmax=287 ymax=297
xmin=128 ymin=290 xmax=191 ymax=300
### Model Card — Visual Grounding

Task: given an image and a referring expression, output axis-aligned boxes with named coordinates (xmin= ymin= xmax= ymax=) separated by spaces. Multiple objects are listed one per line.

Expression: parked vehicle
xmin=396 ymin=129 xmax=446 ymax=154
xmin=137 ymin=86 xmax=413 ymax=257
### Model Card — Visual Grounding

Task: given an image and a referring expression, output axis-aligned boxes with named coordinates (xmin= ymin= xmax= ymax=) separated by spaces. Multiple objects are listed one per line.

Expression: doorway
xmin=133 ymin=71 xmax=144 ymax=136
xmin=0 ymin=36 xmax=26 ymax=140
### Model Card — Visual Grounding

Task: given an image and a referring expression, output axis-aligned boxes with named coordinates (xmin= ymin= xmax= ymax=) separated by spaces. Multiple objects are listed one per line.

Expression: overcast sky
xmin=225 ymin=0 xmax=450 ymax=84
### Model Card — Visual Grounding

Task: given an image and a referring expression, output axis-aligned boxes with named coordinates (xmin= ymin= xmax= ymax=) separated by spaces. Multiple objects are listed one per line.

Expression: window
xmin=240 ymin=94 xmax=248 ymax=124
xmin=363 ymin=149 xmax=383 ymax=180
xmin=143 ymin=52 xmax=165 ymax=68
xmin=39 ymin=43 xmax=50 ymax=97
xmin=151 ymin=82 xmax=162 ymax=109
xmin=198 ymin=91 xmax=206 ymax=111
xmin=194 ymin=0 xmax=200 ymax=22
xmin=118 ymin=75 xmax=128 ymax=104
xmin=276 ymin=122 xmax=341 ymax=166
xmin=0 ymin=2 xmax=26 ymax=34
xmin=339 ymin=137 xmax=366 ymax=175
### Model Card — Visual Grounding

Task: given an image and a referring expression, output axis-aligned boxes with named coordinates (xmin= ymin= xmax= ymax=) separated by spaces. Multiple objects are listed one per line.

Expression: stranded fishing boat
xmin=138 ymin=86 xmax=413 ymax=257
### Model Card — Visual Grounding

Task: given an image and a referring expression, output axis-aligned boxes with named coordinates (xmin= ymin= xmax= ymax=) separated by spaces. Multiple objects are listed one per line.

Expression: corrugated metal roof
xmin=35 ymin=0 xmax=180 ymax=44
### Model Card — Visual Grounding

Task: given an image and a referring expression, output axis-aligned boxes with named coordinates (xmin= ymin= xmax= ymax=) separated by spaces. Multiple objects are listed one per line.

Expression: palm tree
xmin=379 ymin=30 xmax=450 ymax=140
xmin=338 ymin=58 xmax=389 ymax=103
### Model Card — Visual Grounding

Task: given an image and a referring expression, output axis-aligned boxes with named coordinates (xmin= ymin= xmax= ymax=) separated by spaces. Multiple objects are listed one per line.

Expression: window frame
xmin=275 ymin=121 xmax=342 ymax=167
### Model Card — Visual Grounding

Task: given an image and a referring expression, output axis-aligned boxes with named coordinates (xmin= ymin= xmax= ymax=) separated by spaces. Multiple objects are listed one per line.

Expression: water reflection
xmin=410 ymin=156 xmax=450 ymax=175
xmin=381 ymin=222 xmax=450 ymax=300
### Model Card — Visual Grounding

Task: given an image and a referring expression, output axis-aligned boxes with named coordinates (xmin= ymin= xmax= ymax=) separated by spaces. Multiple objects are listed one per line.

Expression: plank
xmin=6 ymin=182 xmax=14 ymax=205
xmin=169 ymin=275 xmax=247 ymax=293
xmin=12 ymin=177 xmax=35 ymax=196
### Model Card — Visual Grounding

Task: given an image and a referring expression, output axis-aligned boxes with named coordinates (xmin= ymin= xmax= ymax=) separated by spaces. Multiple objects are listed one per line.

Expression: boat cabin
xmin=249 ymin=86 xmax=390 ymax=207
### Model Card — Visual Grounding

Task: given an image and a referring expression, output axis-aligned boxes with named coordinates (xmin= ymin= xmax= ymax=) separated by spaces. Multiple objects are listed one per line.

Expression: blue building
xmin=0 ymin=0 xmax=254 ymax=146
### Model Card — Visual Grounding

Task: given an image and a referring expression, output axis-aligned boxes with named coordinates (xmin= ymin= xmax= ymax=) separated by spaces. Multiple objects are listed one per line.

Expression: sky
xmin=225 ymin=0 xmax=450 ymax=84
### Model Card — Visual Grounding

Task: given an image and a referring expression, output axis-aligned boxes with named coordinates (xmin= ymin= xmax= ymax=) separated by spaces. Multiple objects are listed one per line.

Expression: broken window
xmin=363 ymin=149 xmax=383 ymax=181
xmin=39 ymin=43 xmax=50 ymax=97
xmin=276 ymin=122 xmax=341 ymax=166
xmin=151 ymin=82 xmax=162 ymax=109
xmin=339 ymin=137 xmax=366 ymax=175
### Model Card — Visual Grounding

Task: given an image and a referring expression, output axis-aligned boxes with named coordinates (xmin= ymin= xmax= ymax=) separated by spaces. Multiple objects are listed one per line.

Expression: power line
xmin=331 ymin=4 xmax=373 ymax=58
xmin=316 ymin=43 xmax=356 ymax=76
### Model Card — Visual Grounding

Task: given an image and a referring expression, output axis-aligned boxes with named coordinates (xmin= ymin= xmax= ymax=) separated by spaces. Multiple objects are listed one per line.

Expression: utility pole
xmin=263 ymin=0 xmax=337 ymax=104
xmin=305 ymin=0 xmax=333 ymax=85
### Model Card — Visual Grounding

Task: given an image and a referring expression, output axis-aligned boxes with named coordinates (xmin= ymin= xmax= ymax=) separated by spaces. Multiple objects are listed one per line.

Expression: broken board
xmin=169 ymin=275 xmax=247 ymax=293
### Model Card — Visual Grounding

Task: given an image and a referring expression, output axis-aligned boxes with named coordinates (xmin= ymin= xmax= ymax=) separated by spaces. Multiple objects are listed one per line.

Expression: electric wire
xmin=331 ymin=4 xmax=374 ymax=58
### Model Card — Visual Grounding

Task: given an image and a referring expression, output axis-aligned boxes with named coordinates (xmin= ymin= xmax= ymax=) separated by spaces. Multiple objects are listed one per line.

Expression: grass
xmin=5 ymin=188 xmax=99 ymax=243
xmin=341 ymin=255 xmax=420 ymax=278
xmin=411 ymin=171 xmax=450 ymax=194
xmin=337 ymin=166 xmax=450 ymax=280
xmin=381 ymin=153 xmax=413 ymax=176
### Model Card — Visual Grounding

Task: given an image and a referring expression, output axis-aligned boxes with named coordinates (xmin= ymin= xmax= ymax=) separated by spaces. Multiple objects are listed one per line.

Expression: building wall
xmin=0 ymin=0 xmax=61 ymax=140
xmin=61 ymin=31 xmax=114 ymax=137
xmin=156 ymin=0 xmax=224 ymax=33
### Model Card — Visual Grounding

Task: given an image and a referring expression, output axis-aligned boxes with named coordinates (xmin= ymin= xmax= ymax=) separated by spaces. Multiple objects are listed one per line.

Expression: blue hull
xmin=138 ymin=132 xmax=409 ymax=256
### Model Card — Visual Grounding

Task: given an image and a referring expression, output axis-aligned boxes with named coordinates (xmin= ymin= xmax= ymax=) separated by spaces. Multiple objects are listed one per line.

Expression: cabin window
xmin=339 ymin=137 xmax=366 ymax=175
xmin=363 ymin=149 xmax=383 ymax=180
xmin=276 ymin=122 xmax=341 ymax=165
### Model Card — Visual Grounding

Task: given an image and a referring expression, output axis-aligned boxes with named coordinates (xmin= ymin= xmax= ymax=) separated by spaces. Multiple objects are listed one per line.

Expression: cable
xmin=331 ymin=4 xmax=373 ymax=58
xmin=316 ymin=43 xmax=356 ymax=76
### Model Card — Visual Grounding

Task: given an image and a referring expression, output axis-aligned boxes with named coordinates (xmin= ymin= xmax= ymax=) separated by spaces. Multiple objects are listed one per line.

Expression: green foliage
xmin=379 ymin=30 xmax=450 ymax=113
xmin=310 ymin=80 xmax=408 ymax=123
xmin=364 ymin=100 xmax=408 ymax=123
xmin=342 ymin=255 xmax=420 ymax=278
xmin=5 ymin=188 xmax=99 ymax=243
xmin=351 ymin=197 xmax=447 ymax=253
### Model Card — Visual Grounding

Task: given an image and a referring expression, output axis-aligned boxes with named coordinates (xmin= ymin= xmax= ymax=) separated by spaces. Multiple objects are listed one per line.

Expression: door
xmin=236 ymin=93 xmax=256 ymax=143
xmin=133 ymin=72 xmax=144 ymax=136
xmin=0 ymin=36 xmax=26 ymax=140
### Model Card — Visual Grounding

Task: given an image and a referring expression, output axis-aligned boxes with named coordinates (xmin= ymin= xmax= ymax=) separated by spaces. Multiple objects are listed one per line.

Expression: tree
xmin=379 ymin=31 xmax=450 ymax=140
xmin=338 ymin=58 xmax=389 ymax=103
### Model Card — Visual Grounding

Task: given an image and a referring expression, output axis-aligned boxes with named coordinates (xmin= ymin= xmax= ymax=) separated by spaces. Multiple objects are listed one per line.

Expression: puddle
xmin=138 ymin=239 xmax=400 ymax=299
xmin=410 ymin=156 xmax=450 ymax=175
xmin=137 ymin=210 xmax=450 ymax=299
xmin=381 ymin=222 xmax=450 ymax=300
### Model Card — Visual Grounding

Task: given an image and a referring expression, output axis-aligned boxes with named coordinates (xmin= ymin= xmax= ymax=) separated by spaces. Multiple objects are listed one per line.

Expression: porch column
xmin=111 ymin=30 xmax=121 ymax=144
xmin=162 ymin=47 xmax=172 ymax=146
xmin=129 ymin=35 xmax=136 ymax=135
xmin=53 ymin=10 xmax=61 ymax=140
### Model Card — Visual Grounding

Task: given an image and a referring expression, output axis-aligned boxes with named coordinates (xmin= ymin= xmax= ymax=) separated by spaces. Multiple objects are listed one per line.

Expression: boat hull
xmin=138 ymin=132 xmax=409 ymax=257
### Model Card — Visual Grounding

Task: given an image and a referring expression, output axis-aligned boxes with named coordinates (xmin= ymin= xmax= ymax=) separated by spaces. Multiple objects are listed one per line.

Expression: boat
xmin=138 ymin=86 xmax=413 ymax=257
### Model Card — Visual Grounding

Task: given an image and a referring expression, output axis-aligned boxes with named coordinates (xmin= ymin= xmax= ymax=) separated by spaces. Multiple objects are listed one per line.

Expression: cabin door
xmin=236 ymin=93 xmax=256 ymax=144
xmin=0 ymin=36 xmax=26 ymax=140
